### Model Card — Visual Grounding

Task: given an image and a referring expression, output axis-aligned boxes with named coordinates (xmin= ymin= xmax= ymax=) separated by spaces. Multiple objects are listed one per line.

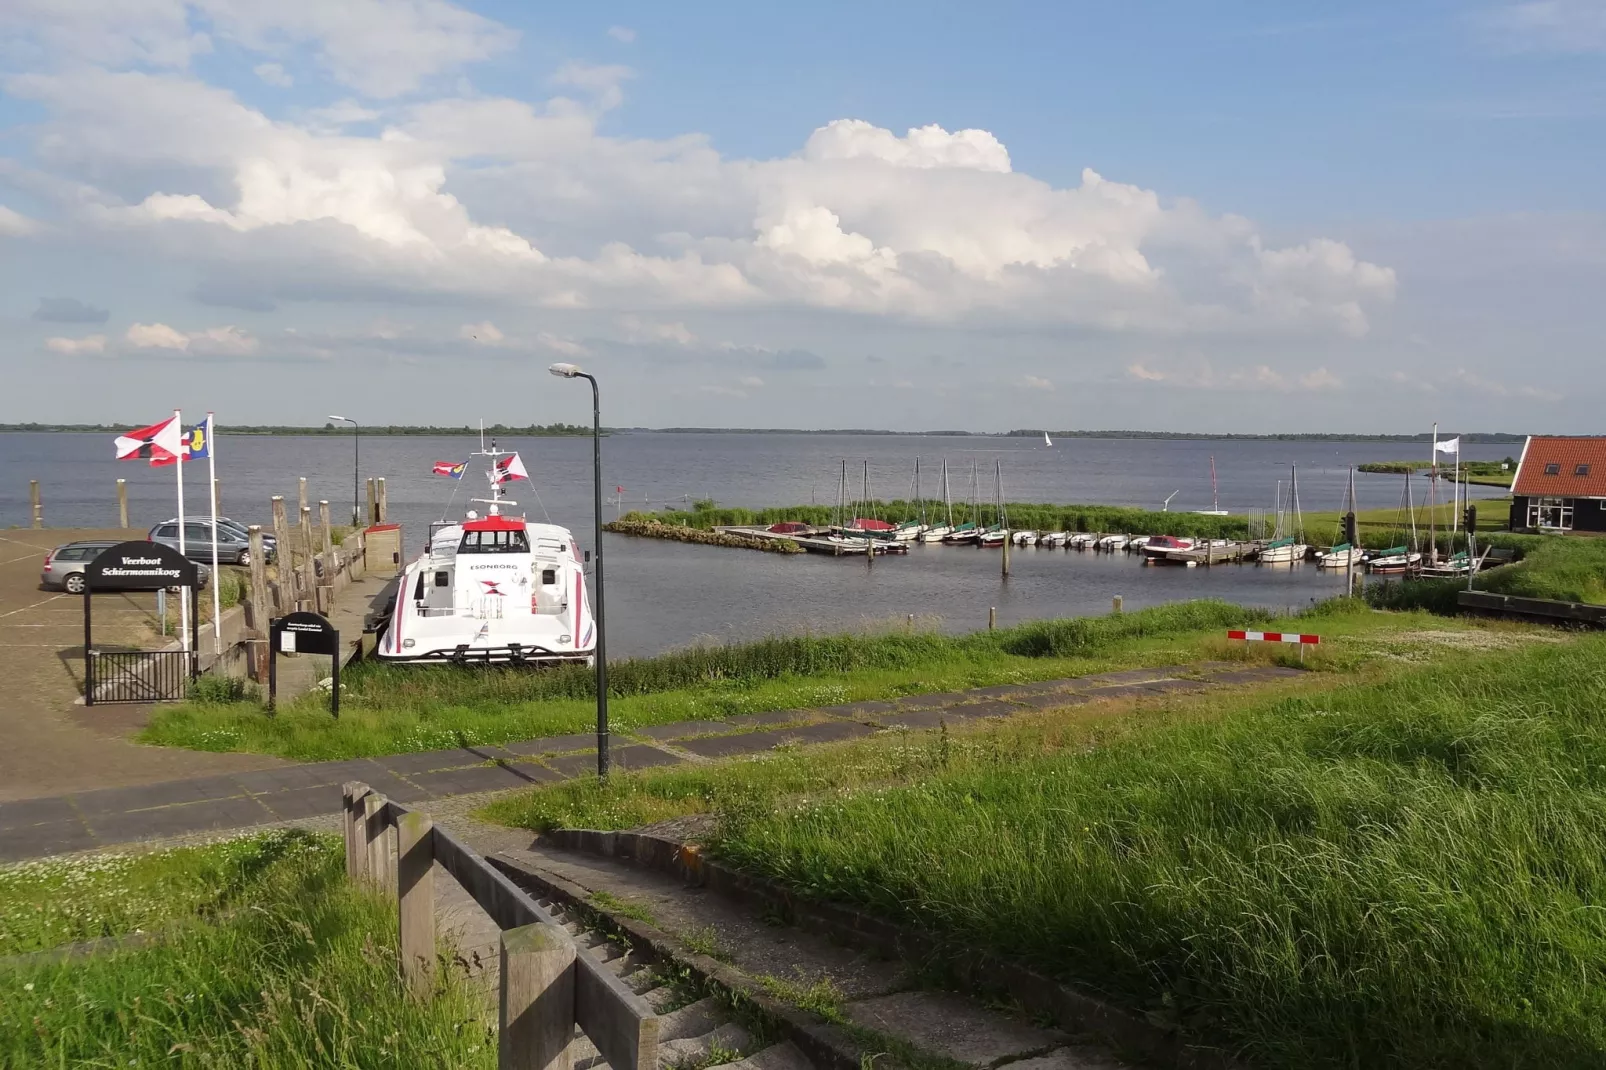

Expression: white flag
xmin=1434 ymin=437 xmax=1460 ymax=453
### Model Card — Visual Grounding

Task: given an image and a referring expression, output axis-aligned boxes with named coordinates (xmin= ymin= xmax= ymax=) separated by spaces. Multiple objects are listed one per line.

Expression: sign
xmin=84 ymin=541 xmax=199 ymax=592
xmin=267 ymin=612 xmax=342 ymax=717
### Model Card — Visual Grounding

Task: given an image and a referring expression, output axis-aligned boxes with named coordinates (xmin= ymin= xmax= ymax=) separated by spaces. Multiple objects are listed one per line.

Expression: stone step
xmin=704 ymin=1041 xmax=815 ymax=1070
xmin=660 ymin=1021 xmax=754 ymax=1068
xmin=641 ymin=985 xmax=680 ymax=1013
xmin=657 ymin=997 xmax=725 ymax=1041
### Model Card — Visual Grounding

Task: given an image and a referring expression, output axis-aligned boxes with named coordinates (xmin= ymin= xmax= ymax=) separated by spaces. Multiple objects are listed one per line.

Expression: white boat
xmin=1257 ymin=464 xmax=1307 ymax=564
xmin=1367 ymin=546 xmax=1422 ymax=574
xmin=1067 ymin=533 xmax=1096 ymax=549
xmin=1011 ymin=530 xmax=1037 ymax=545
xmin=1141 ymin=535 xmax=1196 ymax=562
xmin=1257 ymin=538 xmax=1308 ymax=563
xmin=1315 ymin=543 xmax=1363 ymax=569
xmin=920 ymin=458 xmax=956 ymax=542
xmin=1127 ymin=535 xmax=1152 ymax=550
xmin=1038 ymin=531 xmax=1068 ymax=547
xmin=919 ymin=526 xmax=952 ymax=543
xmin=978 ymin=528 xmax=1008 ymax=547
xmin=1043 ymin=431 xmax=1053 ymax=447
xmin=1097 ymin=534 xmax=1129 ymax=551
xmin=376 ymin=441 xmax=595 ymax=666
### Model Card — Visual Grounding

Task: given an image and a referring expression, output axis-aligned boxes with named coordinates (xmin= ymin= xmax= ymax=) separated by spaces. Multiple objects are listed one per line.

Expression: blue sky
xmin=0 ymin=0 xmax=1602 ymax=432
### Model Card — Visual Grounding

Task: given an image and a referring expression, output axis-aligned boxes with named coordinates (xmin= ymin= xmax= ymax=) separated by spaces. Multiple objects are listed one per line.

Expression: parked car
xmin=147 ymin=519 xmax=267 ymax=566
xmin=42 ymin=541 xmax=210 ymax=593
xmin=153 ymin=516 xmax=276 ymax=563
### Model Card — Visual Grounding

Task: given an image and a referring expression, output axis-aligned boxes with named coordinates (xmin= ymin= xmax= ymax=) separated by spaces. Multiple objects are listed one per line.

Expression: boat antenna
xmin=1210 ymin=455 xmax=1219 ymax=513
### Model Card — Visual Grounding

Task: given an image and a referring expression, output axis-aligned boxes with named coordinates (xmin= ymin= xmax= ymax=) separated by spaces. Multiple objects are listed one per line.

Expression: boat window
xmin=1577 ymin=464 xmax=1592 ymax=477
xmin=412 ymin=572 xmax=425 ymax=601
xmin=458 ymin=529 xmax=530 ymax=554
xmin=541 ymin=568 xmax=556 ymax=584
xmin=1544 ymin=463 xmax=1562 ymax=475
xmin=434 ymin=570 xmax=450 ymax=587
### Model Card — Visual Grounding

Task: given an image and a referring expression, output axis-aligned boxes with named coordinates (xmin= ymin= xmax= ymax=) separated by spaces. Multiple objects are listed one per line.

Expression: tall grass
xmin=0 ymin=830 xmax=494 ymax=1067
xmin=1476 ymin=537 xmax=1606 ymax=604
xmin=705 ymin=638 xmax=1606 ymax=1068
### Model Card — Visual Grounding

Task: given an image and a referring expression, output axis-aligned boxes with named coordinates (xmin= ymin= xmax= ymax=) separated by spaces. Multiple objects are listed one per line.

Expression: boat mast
xmin=1428 ymin=423 xmax=1439 ymax=564
xmin=1291 ymin=464 xmax=1304 ymax=543
xmin=915 ymin=456 xmax=924 ymax=526
xmin=1345 ymin=466 xmax=1356 ymax=593
xmin=1211 ymin=455 xmax=1219 ymax=513
xmin=942 ymin=459 xmax=953 ymax=527
xmin=1406 ymin=472 xmax=1418 ymax=554
xmin=862 ymin=460 xmax=872 ymax=523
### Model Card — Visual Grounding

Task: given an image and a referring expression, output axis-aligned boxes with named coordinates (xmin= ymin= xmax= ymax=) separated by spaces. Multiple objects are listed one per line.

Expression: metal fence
xmin=86 ymin=649 xmax=194 ymax=704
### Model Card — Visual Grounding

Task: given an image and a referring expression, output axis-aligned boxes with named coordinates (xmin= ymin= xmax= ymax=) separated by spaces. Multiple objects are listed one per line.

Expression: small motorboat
xmin=1097 ymin=534 xmax=1129 ymax=551
xmin=1067 ymin=533 xmax=1096 ymax=549
xmin=1011 ymin=530 xmax=1037 ymax=545
xmin=978 ymin=527 xmax=1008 ymax=547
xmin=1038 ymin=531 xmax=1068 ymax=547
xmin=1141 ymin=534 xmax=1195 ymax=563
xmin=1127 ymin=535 xmax=1152 ymax=551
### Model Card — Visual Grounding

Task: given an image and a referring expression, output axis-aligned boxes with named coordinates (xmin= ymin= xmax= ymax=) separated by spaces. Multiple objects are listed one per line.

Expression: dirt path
xmin=0 ymin=529 xmax=283 ymax=803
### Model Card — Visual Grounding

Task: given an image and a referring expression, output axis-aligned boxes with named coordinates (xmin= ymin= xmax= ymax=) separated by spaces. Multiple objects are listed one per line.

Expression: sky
xmin=0 ymin=0 xmax=1602 ymax=434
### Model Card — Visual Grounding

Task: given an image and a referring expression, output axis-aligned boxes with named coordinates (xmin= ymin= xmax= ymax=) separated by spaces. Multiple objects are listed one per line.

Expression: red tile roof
xmin=1513 ymin=437 xmax=1606 ymax=498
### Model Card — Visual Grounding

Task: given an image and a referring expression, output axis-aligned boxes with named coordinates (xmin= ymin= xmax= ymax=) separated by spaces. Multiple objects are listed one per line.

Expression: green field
xmin=484 ymin=628 xmax=1604 ymax=1068
xmin=0 ymin=830 xmax=494 ymax=1068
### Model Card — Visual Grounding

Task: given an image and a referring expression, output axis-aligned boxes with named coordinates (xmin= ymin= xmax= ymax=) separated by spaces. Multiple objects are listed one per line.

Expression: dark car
xmin=152 ymin=516 xmax=276 ymax=564
xmin=147 ymin=520 xmax=264 ymax=566
xmin=43 ymin=540 xmax=210 ymax=593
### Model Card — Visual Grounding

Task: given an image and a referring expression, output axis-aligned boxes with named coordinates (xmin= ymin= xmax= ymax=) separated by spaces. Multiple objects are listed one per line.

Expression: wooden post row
xmin=271 ymin=495 xmax=292 ymax=613
xmin=298 ymin=476 xmax=309 ymax=517
xmin=367 ymin=478 xmax=378 ymax=526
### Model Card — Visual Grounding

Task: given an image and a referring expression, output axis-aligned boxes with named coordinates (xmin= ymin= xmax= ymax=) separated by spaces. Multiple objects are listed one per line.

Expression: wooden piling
xmin=298 ymin=476 xmax=308 ymax=517
xmin=366 ymin=478 xmax=377 ymax=526
xmin=318 ymin=500 xmax=335 ymax=611
xmin=299 ymin=505 xmax=315 ymax=612
xmin=246 ymin=525 xmax=270 ymax=683
xmin=376 ymin=477 xmax=388 ymax=524
xmin=117 ymin=479 xmax=128 ymax=529
xmin=29 ymin=480 xmax=40 ymax=528
xmin=1113 ymin=594 xmax=1123 ymax=613
xmin=500 ymin=922 xmax=577 ymax=1070
xmin=363 ymin=793 xmax=393 ymax=893
xmin=271 ymin=496 xmax=292 ymax=614
xmin=988 ymin=606 xmax=996 ymax=630
xmin=397 ymin=812 xmax=436 ymax=998
xmin=1001 ymin=527 xmax=1011 ymax=577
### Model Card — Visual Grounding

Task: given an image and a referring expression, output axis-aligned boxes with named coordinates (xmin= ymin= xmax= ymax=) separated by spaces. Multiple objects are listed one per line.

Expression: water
xmin=2 ymin=432 xmax=1514 ymax=656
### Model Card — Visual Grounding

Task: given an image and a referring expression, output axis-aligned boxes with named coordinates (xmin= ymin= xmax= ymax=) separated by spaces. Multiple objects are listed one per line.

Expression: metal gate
xmin=86 ymin=650 xmax=195 ymax=704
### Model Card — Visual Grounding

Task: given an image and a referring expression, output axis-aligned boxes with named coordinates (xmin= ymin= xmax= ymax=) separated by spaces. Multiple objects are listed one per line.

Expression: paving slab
xmin=894 ymin=691 xmax=990 ymax=710
xmin=86 ymin=794 xmax=274 ymax=844
xmin=501 ymin=733 xmax=600 ymax=757
xmin=630 ymin=720 xmax=733 ymax=741
xmin=815 ymin=700 xmax=901 ymax=719
xmin=1138 ymin=679 xmax=1214 ymax=695
xmin=611 ymin=743 xmax=687 ymax=770
xmin=779 ymin=720 xmax=878 ymax=745
xmin=377 ymin=747 xmax=499 ymax=776
xmin=71 ymin=774 xmax=249 ymax=815
xmin=1000 ymin=1047 xmax=1132 ymax=1070
xmin=232 ymin=761 xmax=381 ymax=794
xmin=1007 ymin=691 xmax=1096 ymax=710
xmin=253 ymin=784 xmax=346 ymax=821
xmin=843 ymin=990 xmax=1068 ymax=1067
xmin=1080 ymin=684 xmax=1165 ymax=701
xmin=676 ymin=731 xmax=790 ymax=760
xmin=0 ymin=818 xmax=99 ymax=862
xmin=405 ymin=764 xmax=535 ymax=798
xmin=0 ymin=795 xmax=80 ymax=831
xmin=720 ymin=709 xmax=820 ymax=729
xmin=1078 ymin=668 xmax=1175 ymax=686
xmin=872 ymin=708 xmax=969 ymax=730
xmin=1209 ymin=667 xmax=1308 ymax=685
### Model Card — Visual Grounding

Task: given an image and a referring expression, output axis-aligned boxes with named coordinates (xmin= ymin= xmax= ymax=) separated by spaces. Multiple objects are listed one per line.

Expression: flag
xmin=1434 ymin=437 xmax=1460 ymax=453
xmin=114 ymin=416 xmax=183 ymax=461
xmin=149 ymin=422 xmax=210 ymax=466
xmin=495 ymin=452 xmax=529 ymax=484
xmin=433 ymin=460 xmax=467 ymax=479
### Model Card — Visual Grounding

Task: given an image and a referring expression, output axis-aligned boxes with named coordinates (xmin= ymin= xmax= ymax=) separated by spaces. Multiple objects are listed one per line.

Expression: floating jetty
xmin=1152 ymin=541 xmax=1257 ymax=567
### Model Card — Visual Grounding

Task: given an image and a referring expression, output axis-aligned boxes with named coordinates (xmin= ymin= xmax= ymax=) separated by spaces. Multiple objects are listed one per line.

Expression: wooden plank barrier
xmin=341 ymin=782 xmax=659 ymax=1070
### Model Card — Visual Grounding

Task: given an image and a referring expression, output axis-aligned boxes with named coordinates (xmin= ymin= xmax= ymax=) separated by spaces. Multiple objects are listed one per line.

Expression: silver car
xmin=148 ymin=518 xmax=272 ymax=566
xmin=42 ymin=540 xmax=210 ymax=593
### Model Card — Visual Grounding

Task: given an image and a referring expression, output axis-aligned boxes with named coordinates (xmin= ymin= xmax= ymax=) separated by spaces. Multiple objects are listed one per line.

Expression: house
xmin=1509 ymin=436 xmax=1606 ymax=532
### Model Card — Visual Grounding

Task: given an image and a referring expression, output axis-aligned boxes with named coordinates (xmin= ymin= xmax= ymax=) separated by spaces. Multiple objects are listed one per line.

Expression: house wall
xmin=1510 ymin=495 xmax=1606 ymax=533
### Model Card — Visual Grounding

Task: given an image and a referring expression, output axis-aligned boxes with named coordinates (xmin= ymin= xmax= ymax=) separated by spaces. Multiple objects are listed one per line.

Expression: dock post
xmin=271 ymin=495 xmax=292 ymax=614
xmin=299 ymin=504 xmax=316 ymax=612
xmin=366 ymin=478 xmax=377 ymax=526
xmin=1113 ymin=594 xmax=1123 ymax=614
xmin=376 ymin=478 xmax=388 ymax=524
xmin=988 ymin=606 xmax=996 ymax=630
xmin=318 ymin=500 xmax=334 ymax=611
xmin=246 ymin=525 xmax=270 ymax=682
xmin=298 ymin=476 xmax=308 ymax=517
xmin=117 ymin=478 xmax=128 ymax=529
xmin=1002 ymin=527 xmax=1011 ymax=577
xmin=29 ymin=480 xmax=41 ymax=528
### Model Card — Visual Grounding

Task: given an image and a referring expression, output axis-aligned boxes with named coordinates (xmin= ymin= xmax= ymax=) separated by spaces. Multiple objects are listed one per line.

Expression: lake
xmin=2 ymin=432 xmax=1513 ymax=656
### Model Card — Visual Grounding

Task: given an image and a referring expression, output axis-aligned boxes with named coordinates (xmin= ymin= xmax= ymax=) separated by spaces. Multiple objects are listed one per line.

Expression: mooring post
xmin=397 ymin=812 xmax=436 ymax=998
xmin=299 ymin=504 xmax=315 ymax=612
xmin=298 ymin=476 xmax=308 ymax=518
xmin=117 ymin=478 xmax=128 ymax=529
xmin=213 ymin=477 xmax=222 ymax=516
xmin=246 ymin=525 xmax=270 ymax=682
xmin=318 ymin=499 xmax=334 ymax=610
xmin=363 ymin=792 xmax=392 ymax=893
xmin=499 ymin=922 xmax=577 ymax=1070
xmin=1113 ymin=594 xmax=1123 ymax=613
xmin=376 ymin=477 xmax=388 ymax=524
xmin=343 ymin=783 xmax=367 ymax=880
xmin=271 ymin=496 xmax=293 ymax=613
xmin=366 ymin=478 xmax=377 ymax=526
xmin=988 ymin=606 xmax=996 ymax=630
xmin=29 ymin=480 xmax=41 ymax=528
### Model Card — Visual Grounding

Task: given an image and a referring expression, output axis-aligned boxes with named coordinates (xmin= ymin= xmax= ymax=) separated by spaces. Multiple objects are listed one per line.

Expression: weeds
xmin=589 ymin=890 xmax=659 ymax=928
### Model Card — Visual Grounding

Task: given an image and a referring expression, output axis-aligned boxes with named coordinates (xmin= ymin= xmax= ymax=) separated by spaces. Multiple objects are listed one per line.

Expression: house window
xmin=1544 ymin=463 xmax=1562 ymax=476
xmin=1577 ymin=464 xmax=1592 ymax=476
xmin=1528 ymin=496 xmax=1574 ymax=530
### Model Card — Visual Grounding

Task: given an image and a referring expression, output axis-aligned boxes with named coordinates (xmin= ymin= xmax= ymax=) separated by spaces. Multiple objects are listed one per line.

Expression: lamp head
xmin=329 ymin=414 xmax=349 ymax=422
xmin=548 ymin=362 xmax=582 ymax=378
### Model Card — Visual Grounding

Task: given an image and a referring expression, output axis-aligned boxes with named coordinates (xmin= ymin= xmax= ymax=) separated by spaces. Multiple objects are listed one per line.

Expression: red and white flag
xmin=114 ymin=416 xmax=184 ymax=462
xmin=495 ymin=452 xmax=529 ymax=484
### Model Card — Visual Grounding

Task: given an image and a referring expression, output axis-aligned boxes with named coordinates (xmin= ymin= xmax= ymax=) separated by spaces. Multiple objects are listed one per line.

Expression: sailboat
xmin=978 ymin=462 xmax=1009 ymax=546
xmin=920 ymin=459 xmax=955 ymax=542
xmin=1316 ymin=467 xmax=1363 ymax=569
xmin=942 ymin=459 xmax=983 ymax=543
xmin=890 ymin=458 xmax=926 ymax=541
xmin=838 ymin=461 xmax=897 ymax=539
xmin=1257 ymin=464 xmax=1308 ymax=564
xmin=1367 ymin=472 xmax=1423 ymax=574
xmin=1195 ymin=455 xmax=1228 ymax=516
xmin=1043 ymin=431 xmax=1053 ymax=447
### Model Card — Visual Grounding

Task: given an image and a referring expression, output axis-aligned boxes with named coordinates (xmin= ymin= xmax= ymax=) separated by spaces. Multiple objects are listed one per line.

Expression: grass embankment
xmin=0 ymin=830 xmax=493 ymax=1067
xmin=602 ymin=518 xmax=803 ymax=552
xmin=486 ymin=630 xmax=1603 ymax=1068
xmin=625 ymin=502 xmax=1251 ymax=539
xmin=1367 ymin=536 xmax=1606 ymax=614
xmin=142 ymin=601 xmax=1278 ymax=760
xmin=1357 ymin=459 xmax=1516 ymax=487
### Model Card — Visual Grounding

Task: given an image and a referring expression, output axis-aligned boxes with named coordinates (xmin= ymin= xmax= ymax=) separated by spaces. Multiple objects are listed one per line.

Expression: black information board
xmin=268 ymin=611 xmax=341 ymax=717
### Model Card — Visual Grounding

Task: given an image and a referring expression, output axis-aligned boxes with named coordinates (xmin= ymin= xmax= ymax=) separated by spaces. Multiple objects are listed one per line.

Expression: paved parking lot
xmin=0 ymin=529 xmax=283 ymax=803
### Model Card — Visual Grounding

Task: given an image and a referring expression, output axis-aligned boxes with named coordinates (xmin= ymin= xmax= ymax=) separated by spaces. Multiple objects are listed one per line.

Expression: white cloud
xmin=0 ymin=205 xmax=38 ymax=235
xmin=1124 ymin=360 xmax=1345 ymax=393
xmin=45 ymin=334 xmax=107 ymax=355
xmin=803 ymin=119 xmax=1012 ymax=172
xmin=1483 ymin=1 xmax=1606 ymax=53
xmin=125 ymin=321 xmax=192 ymax=349
xmin=738 ymin=375 xmax=764 ymax=388
xmin=253 ymin=62 xmax=292 ymax=87
xmin=607 ymin=25 xmax=636 ymax=43
xmin=1023 ymin=375 xmax=1054 ymax=391
xmin=1299 ymin=366 xmax=1343 ymax=391
xmin=459 ymin=320 xmax=504 ymax=343
xmin=537 ymin=332 xmax=586 ymax=356
xmin=1126 ymin=362 xmax=1167 ymax=381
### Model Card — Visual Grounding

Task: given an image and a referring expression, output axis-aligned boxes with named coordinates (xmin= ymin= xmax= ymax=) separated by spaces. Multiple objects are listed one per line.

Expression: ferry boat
xmin=375 ymin=441 xmax=595 ymax=666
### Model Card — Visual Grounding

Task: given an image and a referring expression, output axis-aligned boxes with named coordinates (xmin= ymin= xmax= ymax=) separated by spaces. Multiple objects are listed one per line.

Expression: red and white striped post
xmin=1227 ymin=629 xmax=1321 ymax=662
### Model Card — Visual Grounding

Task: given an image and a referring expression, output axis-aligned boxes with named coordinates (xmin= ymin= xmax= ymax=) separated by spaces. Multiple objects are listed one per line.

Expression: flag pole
xmin=174 ymin=409 xmax=190 ymax=657
xmin=1450 ymin=434 xmax=1460 ymax=541
xmin=207 ymin=412 xmax=221 ymax=652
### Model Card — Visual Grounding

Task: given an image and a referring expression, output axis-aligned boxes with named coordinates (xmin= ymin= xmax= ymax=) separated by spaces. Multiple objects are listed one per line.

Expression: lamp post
xmin=548 ymin=362 xmax=609 ymax=779
xmin=328 ymin=416 xmax=359 ymax=526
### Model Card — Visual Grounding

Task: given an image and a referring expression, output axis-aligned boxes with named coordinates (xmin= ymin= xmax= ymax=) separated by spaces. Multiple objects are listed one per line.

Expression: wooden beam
xmin=499 ymin=923 xmax=576 ymax=1070
xmin=397 ymin=811 xmax=436 ymax=998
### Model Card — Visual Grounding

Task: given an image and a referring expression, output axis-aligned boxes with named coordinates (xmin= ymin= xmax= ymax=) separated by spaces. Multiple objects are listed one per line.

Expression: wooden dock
xmin=1156 ymin=541 xmax=1255 ymax=566
xmin=713 ymin=526 xmax=908 ymax=556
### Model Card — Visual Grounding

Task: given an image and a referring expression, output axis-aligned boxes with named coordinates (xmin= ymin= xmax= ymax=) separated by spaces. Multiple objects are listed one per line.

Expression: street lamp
xmin=548 ymin=362 xmax=609 ymax=779
xmin=328 ymin=416 xmax=360 ymax=526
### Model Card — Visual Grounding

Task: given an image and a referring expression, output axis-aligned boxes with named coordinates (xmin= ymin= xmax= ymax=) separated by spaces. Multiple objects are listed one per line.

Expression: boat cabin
xmin=1509 ymin=436 xmax=1606 ymax=533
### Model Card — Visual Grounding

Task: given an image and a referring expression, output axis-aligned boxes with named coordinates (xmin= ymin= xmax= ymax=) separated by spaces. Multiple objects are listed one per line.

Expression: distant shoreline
xmin=0 ymin=424 xmax=1529 ymax=443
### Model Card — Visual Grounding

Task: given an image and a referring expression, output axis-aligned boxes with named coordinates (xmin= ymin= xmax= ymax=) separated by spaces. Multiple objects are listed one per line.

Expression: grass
xmin=694 ymin=638 xmax=1606 ymax=1068
xmin=1361 ymin=536 xmax=1606 ymax=615
xmin=140 ymin=600 xmax=1279 ymax=760
xmin=0 ymin=829 xmax=495 ymax=1068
